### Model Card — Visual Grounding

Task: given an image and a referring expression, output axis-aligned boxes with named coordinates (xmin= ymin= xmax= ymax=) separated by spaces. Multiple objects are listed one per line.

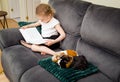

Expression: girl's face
xmin=37 ymin=14 xmax=52 ymax=23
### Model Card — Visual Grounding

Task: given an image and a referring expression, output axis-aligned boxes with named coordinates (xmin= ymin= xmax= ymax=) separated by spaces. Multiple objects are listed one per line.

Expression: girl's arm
xmin=54 ymin=24 xmax=66 ymax=43
xmin=45 ymin=24 xmax=66 ymax=46
xmin=21 ymin=21 xmax=41 ymax=29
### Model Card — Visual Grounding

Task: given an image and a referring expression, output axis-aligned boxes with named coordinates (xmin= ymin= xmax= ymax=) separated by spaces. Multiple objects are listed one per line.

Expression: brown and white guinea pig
xmin=52 ymin=50 xmax=88 ymax=70
xmin=52 ymin=49 xmax=78 ymax=63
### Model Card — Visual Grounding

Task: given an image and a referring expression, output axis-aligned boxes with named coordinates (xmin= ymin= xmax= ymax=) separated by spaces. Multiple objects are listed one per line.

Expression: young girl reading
xmin=20 ymin=3 xmax=66 ymax=55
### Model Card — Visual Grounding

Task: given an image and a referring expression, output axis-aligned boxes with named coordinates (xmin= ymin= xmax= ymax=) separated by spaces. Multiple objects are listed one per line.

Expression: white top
xmin=39 ymin=17 xmax=59 ymax=37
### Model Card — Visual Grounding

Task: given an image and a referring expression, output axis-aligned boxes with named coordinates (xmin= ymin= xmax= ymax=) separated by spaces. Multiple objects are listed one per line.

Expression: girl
xmin=20 ymin=3 xmax=66 ymax=55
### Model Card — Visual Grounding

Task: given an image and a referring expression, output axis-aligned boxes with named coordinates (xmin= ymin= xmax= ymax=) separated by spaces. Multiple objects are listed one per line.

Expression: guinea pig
xmin=52 ymin=50 xmax=78 ymax=63
xmin=57 ymin=55 xmax=73 ymax=68
xmin=57 ymin=55 xmax=88 ymax=70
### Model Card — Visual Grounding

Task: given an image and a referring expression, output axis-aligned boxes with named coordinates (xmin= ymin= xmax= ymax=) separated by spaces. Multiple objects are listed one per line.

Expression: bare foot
xmin=20 ymin=40 xmax=32 ymax=48
xmin=41 ymin=52 xmax=46 ymax=55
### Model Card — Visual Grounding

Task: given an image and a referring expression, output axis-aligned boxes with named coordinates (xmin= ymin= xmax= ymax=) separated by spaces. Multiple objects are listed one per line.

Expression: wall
xmin=41 ymin=0 xmax=49 ymax=3
xmin=0 ymin=0 xmax=9 ymax=11
xmin=41 ymin=0 xmax=120 ymax=8
xmin=19 ymin=0 xmax=49 ymax=21
xmin=0 ymin=0 xmax=10 ymax=17
xmin=2 ymin=0 xmax=120 ymax=21
xmin=83 ymin=0 xmax=120 ymax=8
xmin=0 ymin=1 xmax=1 ymax=10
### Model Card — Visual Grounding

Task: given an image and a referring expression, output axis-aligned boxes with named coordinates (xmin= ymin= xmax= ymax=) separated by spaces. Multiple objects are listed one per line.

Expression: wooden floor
xmin=0 ymin=73 xmax=9 ymax=82
xmin=0 ymin=50 xmax=3 ymax=73
xmin=0 ymin=18 xmax=19 ymax=82
xmin=0 ymin=18 xmax=19 ymax=30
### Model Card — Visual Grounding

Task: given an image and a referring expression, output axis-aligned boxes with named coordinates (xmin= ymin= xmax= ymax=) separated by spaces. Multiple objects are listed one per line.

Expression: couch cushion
xmin=1 ymin=45 xmax=51 ymax=82
xmin=81 ymin=4 xmax=120 ymax=55
xmin=1 ymin=45 xmax=39 ymax=82
xmin=21 ymin=65 xmax=112 ymax=82
xmin=76 ymin=40 xmax=120 ymax=82
xmin=21 ymin=66 xmax=60 ymax=82
xmin=0 ymin=28 xmax=23 ymax=50
xmin=49 ymin=0 xmax=91 ymax=50
xmin=78 ymin=72 xmax=113 ymax=82
xmin=59 ymin=34 xmax=80 ymax=50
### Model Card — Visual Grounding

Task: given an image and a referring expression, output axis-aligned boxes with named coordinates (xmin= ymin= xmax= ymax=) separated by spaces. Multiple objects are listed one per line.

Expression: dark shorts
xmin=42 ymin=35 xmax=60 ymax=50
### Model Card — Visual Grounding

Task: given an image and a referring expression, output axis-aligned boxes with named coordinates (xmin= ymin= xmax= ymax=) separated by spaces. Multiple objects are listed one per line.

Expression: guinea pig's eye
xmin=62 ymin=59 xmax=68 ymax=63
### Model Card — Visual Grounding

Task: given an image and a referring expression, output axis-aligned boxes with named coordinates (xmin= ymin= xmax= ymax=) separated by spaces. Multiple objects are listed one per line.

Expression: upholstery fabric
xmin=0 ymin=28 xmax=23 ymax=50
xmin=81 ymin=4 xmax=120 ymax=55
xmin=20 ymin=66 xmax=60 ymax=82
xmin=2 ymin=45 xmax=39 ymax=82
xmin=79 ymin=5 xmax=120 ymax=81
xmin=50 ymin=0 xmax=91 ymax=50
xmin=77 ymin=72 xmax=113 ymax=82
xmin=0 ymin=0 xmax=120 ymax=82
xmin=76 ymin=40 xmax=120 ymax=82
xmin=2 ymin=45 xmax=51 ymax=82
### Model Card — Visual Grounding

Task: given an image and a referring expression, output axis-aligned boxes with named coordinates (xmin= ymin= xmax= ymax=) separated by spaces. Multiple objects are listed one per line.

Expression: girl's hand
xmin=45 ymin=39 xmax=55 ymax=46
xmin=21 ymin=26 xmax=29 ymax=29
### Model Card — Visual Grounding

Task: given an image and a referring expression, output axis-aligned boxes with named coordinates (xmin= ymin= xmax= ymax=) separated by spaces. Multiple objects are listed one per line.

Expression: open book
xmin=19 ymin=27 xmax=47 ymax=44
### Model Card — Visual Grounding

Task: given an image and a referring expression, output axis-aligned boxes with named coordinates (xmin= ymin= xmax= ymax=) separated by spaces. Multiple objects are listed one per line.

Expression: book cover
xmin=19 ymin=27 xmax=46 ymax=44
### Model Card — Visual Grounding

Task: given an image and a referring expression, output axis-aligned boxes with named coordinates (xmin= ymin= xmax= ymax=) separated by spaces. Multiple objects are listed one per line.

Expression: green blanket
xmin=38 ymin=57 xmax=98 ymax=82
xmin=18 ymin=21 xmax=34 ymax=27
xmin=18 ymin=21 xmax=41 ymax=34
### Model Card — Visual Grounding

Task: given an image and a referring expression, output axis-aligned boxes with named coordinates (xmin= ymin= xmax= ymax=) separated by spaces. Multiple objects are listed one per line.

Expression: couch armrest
xmin=0 ymin=28 xmax=23 ymax=50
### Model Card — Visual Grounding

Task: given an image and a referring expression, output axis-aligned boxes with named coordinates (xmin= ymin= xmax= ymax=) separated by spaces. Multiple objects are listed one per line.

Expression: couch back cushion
xmin=49 ymin=0 xmax=91 ymax=50
xmin=77 ymin=4 xmax=120 ymax=81
xmin=81 ymin=4 xmax=120 ymax=55
xmin=76 ymin=40 xmax=120 ymax=82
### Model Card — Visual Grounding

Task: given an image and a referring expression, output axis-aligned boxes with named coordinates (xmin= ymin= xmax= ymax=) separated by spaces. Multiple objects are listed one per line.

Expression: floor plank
xmin=0 ymin=18 xmax=19 ymax=30
xmin=0 ymin=72 xmax=9 ymax=82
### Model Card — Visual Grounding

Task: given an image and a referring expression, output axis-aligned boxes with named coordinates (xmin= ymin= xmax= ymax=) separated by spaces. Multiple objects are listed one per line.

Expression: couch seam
xmin=19 ymin=65 xmax=39 ymax=82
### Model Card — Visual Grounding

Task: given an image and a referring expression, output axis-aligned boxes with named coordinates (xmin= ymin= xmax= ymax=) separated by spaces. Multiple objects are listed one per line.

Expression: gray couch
xmin=0 ymin=0 xmax=120 ymax=82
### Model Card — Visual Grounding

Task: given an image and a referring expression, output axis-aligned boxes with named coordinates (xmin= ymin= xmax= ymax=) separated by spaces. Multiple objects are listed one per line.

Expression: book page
xmin=19 ymin=28 xmax=46 ymax=44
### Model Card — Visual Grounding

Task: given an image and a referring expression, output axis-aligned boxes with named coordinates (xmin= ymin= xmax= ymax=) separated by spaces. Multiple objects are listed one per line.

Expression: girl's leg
xmin=20 ymin=40 xmax=56 ymax=55
xmin=20 ymin=40 xmax=32 ymax=48
xmin=31 ymin=45 xmax=56 ymax=55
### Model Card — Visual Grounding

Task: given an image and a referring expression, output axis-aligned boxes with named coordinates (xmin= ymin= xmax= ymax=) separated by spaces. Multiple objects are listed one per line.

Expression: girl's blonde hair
xmin=36 ymin=3 xmax=55 ymax=16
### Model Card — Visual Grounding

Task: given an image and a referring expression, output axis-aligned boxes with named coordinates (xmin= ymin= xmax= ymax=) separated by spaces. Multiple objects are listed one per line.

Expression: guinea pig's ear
xmin=60 ymin=52 xmax=66 ymax=57
xmin=52 ymin=55 xmax=57 ymax=62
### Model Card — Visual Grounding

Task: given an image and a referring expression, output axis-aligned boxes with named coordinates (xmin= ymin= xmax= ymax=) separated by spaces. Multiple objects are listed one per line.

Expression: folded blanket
xmin=18 ymin=21 xmax=34 ymax=27
xmin=38 ymin=57 xmax=98 ymax=82
xmin=18 ymin=21 xmax=41 ymax=34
